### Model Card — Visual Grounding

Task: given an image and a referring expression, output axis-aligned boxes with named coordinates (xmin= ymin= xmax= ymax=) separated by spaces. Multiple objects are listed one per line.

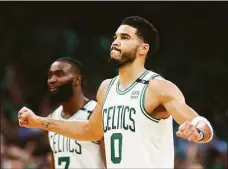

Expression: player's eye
xmin=48 ymin=72 xmax=52 ymax=79
xmin=121 ymin=36 xmax=129 ymax=40
xmin=56 ymin=71 xmax=64 ymax=77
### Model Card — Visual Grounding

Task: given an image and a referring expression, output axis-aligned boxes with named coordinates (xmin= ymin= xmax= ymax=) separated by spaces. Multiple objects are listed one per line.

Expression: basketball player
xmin=32 ymin=57 xmax=105 ymax=169
xmin=18 ymin=16 xmax=213 ymax=168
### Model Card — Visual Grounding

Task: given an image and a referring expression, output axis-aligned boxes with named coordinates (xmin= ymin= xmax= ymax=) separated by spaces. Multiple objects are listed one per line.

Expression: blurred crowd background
xmin=1 ymin=2 xmax=227 ymax=169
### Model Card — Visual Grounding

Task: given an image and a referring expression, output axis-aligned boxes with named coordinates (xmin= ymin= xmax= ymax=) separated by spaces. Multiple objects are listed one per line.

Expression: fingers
xmin=19 ymin=118 xmax=28 ymax=124
xmin=19 ymin=120 xmax=28 ymax=127
xmin=176 ymin=130 xmax=184 ymax=138
xmin=18 ymin=106 xmax=32 ymax=119
xmin=178 ymin=121 xmax=192 ymax=131
xmin=176 ymin=121 xmax=199 ymax=142
xmin=185 ymin=129 xmax=194 ymax=138
xmin=18 ymin=111 xmax=28 ymax=121
xmin=18 ymin=107 xmax=30 ymax=127
xmin=18 ymin=106 xmax=30 ymax=115
xmin=187 ymin=135 xmax=194 ymax=142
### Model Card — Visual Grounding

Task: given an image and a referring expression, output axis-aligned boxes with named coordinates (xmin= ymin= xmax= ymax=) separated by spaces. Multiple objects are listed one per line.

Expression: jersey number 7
xmin=58 ymin=156 xmax=70 ymax=169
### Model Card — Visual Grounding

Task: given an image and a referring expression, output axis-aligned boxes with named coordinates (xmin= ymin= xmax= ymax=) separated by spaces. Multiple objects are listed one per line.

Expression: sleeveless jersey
xmin=102 ymin=70 xmax=174 ymax=168
xmin=48 ymin=100 xmax=104 ymax=169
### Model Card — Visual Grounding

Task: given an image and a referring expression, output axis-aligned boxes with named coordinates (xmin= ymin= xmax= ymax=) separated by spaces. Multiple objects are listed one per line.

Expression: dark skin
xmin=47 ymin=61 xmax=88 ymax=117
xmin=46 ymin=61 xmax=106 ymax=168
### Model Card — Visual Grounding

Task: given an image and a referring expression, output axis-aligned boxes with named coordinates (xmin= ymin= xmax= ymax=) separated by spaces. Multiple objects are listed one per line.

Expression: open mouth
xmin=111 ymin=49 xmax=121 ymax=53
xmin=49 ymin=85 xmax=58 ymax=92
xmin=50 ymin=87 xmax=57 ymax=91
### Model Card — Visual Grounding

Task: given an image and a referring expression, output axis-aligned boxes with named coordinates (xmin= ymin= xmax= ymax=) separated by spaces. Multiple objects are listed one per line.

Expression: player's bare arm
xmin=144 ymin=78 xmax=213 ymax=143
xmin=18 ymin=79 xmax=111 ymax=142
xmin=45 ymin=113 xmax=55 ymax=169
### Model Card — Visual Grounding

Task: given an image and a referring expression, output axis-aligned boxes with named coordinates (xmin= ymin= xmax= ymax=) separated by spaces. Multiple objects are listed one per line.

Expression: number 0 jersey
xmin=102 ymin=71 xmax=174 ymax=168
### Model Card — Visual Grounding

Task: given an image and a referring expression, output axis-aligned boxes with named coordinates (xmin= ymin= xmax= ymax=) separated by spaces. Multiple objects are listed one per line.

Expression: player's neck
xmin=62 ymin=92 xmax=88 ymax=116
xmin=118 ymin=61 xmax=146 ymax=89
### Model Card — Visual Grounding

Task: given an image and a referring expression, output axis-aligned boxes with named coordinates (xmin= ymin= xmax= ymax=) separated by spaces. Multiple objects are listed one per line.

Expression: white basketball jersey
xmin=48 ymin=100 xmax=104 ymax=169
xmin=102 ymin=70 xmax=174 ymax=168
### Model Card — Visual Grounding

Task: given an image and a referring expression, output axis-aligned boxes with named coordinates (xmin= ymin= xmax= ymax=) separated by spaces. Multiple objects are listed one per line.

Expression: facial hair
xmin=48 ymin=79 xmax=74 ymax=104
xmin=109 ymin=47 xmax=138 ymax=68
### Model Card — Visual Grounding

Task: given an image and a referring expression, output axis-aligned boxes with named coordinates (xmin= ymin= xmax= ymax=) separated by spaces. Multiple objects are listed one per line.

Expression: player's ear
xmin=138 ymin=43 xmax=149 ymax=56
xmin=74 ymin=76 xmax=82 ymax=87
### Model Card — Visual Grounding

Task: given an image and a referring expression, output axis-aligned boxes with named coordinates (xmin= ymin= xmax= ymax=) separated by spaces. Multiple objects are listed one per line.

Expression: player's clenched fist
xmin=176 ymin=121 xmax=203 ymax=143
xmin=18 ymin=107 xmax=40 ymax=128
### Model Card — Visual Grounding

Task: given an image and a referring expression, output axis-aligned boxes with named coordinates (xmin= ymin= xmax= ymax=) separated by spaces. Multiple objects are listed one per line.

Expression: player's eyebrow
xmin=113 ymin=33 xmax=131 ymax=39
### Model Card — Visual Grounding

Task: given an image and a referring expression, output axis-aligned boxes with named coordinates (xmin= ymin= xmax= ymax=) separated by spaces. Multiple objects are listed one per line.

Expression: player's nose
xmin=48 ymin=75 xmax=58 ymax=83
xmin=48 ymin=76 xmax=59 ymax=88
xmin=112 ymin=38 xmax=121 ymax=47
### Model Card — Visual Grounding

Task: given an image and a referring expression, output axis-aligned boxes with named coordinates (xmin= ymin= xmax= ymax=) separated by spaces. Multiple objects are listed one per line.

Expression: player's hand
xmin=176 ymin=121 xmax=202 ymax=142
xmin=18 ymin=107 xmax=40 ymax=128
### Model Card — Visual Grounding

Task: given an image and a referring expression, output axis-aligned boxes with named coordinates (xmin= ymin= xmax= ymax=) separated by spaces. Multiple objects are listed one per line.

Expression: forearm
xmin=165 ymin=100 xmax=198 ymax=124
xmin=160 ymin=81 xmax=213 ymax=143
xmin=192 ymin=116 xmax=213 ymax=143
xmin=36 ymin=117 xmax=98 ymax=141
xmin=165 ymin=101 xmax=213 ymax=143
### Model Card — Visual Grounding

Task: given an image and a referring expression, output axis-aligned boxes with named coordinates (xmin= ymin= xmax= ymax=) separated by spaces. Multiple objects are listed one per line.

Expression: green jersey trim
xmin=101 ymin=77 xmax=117 ymax=109
xmin=116 ymin=71 xmax=149 ymax=95
xmin=140 ymin=74 xmax=161 ymax=123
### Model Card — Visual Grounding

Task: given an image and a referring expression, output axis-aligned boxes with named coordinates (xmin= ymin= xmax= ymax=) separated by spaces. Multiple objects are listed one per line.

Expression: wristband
xmin=191 ymin=116 xmax=213 ymax=142
xmin=196 ymin=128 xmax=204 ymax=142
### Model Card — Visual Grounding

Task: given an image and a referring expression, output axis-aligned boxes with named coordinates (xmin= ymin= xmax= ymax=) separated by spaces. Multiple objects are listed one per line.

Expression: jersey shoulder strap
xmin=50 ymin=106 xmax=62 ymax=119
xmin=101 ymin=77 xmax=117 ymax=108
xmin=137 ymin=70 xmax=161 ymax=84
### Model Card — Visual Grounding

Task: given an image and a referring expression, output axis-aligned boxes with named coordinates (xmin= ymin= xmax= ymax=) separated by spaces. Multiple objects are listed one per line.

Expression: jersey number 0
xmin=111 ymin=133 xmax=123 ymax=164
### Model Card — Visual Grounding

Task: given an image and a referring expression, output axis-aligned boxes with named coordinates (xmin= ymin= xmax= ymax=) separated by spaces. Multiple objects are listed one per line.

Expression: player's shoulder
xmin=100 ymin=78 xmax=113 ymax=88
xmin=147 ymin=72 xmax=184 ymax=101
xmin=96 ymin=78 xmax=116 ymax=103
xmin=98 ymin=78 xmax=115 ymax=93
xmin=148 ymin=74 xmax=172 ymax=89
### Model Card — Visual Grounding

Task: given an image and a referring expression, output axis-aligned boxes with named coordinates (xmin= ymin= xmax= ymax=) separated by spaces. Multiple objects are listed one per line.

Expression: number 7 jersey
xmin=48 ymin=100 xmax=105 ymax=169
xmin=102 ymin=71 xmax=174 ymax=168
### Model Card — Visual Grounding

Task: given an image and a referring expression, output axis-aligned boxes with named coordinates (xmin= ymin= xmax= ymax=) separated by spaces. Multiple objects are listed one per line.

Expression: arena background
xmin=0 ymin=2 xmax=227 ymax=169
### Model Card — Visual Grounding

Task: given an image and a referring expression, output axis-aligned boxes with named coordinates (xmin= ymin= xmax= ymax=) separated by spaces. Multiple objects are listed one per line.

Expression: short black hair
xmin=55 ymin=57 xmax=85 ymax=87
xmin=121 ymin=16 xmax=159 ymax=56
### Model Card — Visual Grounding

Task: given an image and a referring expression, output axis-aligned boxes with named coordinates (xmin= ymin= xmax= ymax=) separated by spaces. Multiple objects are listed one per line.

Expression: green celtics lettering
xmin=49 ymin=133 xmax=82 ymax=154
xmin=103 ymin=105 xmax=136 ymax=133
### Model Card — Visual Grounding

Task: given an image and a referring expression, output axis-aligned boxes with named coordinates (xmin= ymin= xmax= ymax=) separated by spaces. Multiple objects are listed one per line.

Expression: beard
xmin=109 ymin=48 xmax=137 ymax=68
xmin=48 ymin=79 xmax=74 ymax=104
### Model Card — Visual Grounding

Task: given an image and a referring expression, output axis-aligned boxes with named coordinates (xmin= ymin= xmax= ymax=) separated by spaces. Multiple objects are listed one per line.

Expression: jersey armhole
xmin=101 ymin=77 xmax=117 ymax=109
xmin=139 ymin=74 xmax=161 ymax=123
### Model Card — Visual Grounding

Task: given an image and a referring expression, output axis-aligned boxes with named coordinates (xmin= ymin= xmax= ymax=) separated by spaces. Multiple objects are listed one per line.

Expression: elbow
xmin=87 ymin=124 xmax=103 ymax=141
xmin=91 ymin=132 xmax=103 ymax=142
xmin=67 ymin=122 xmax=94 ymax=141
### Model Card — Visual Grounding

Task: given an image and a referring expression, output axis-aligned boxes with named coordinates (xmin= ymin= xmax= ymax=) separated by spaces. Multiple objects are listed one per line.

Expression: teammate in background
xmin=18 ymin=16 xmax=213 ymax=168
xmin=27 ymin=57 xmax=105 ymax=169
